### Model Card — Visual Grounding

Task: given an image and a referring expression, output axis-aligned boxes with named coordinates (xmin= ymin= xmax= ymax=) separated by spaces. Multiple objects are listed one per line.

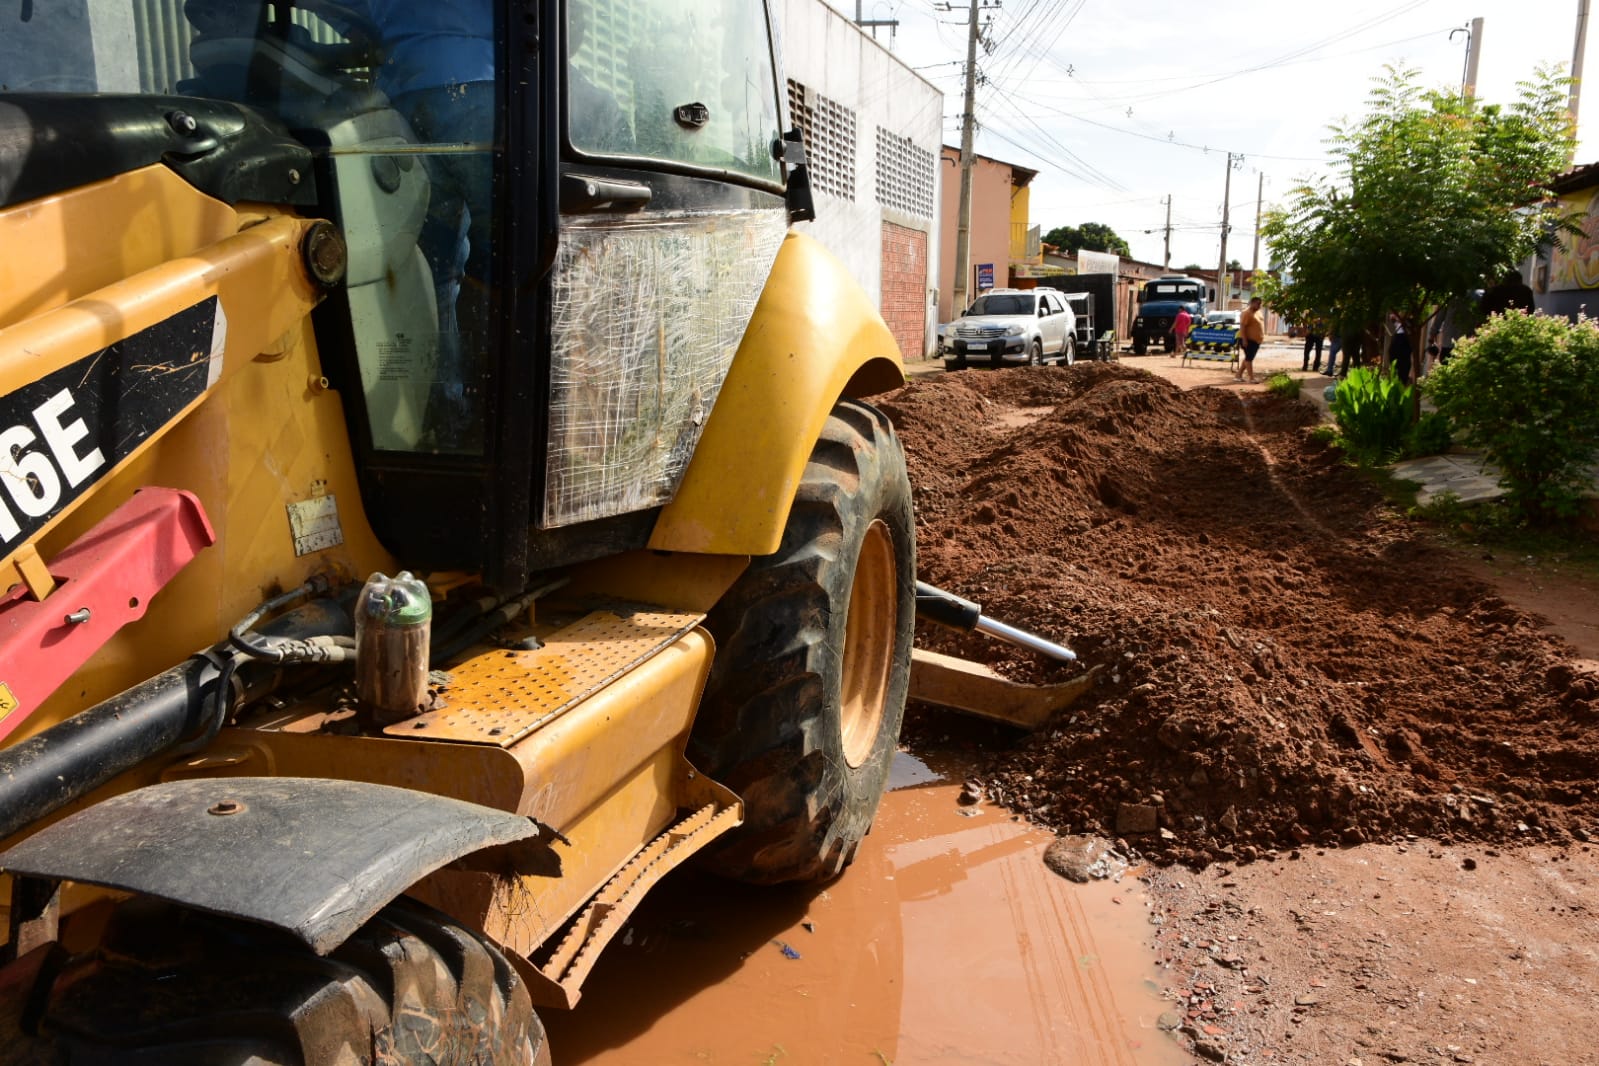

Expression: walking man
xmin=1172 ymin=307 xmax=1192 ymax=360
xmin=1300 ymin=320 xmax=1323 ymax=371
xmin=1235 ymin=297 xmax=1265 ymax=383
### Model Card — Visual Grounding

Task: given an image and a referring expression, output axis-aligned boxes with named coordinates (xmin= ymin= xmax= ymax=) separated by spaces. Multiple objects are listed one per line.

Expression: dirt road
xmin=550 ymin=358 xmax=1598 ymax=1064
xmin=885 ymin=360 xmax=1599 ymax=1064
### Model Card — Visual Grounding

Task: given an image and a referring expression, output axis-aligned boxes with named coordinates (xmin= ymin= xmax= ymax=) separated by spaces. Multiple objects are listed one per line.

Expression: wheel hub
xmin=840 ymin=519 xmax=896 ymax=768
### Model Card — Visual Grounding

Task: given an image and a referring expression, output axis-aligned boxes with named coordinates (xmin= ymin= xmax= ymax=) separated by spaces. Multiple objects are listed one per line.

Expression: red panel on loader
xmin=0 ymin=488 xmax=214 ymax=742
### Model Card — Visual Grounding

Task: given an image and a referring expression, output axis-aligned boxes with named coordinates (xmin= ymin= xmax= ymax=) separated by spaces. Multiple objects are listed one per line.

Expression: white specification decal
xmin=287 ymin=494 xmax=344 ymax=556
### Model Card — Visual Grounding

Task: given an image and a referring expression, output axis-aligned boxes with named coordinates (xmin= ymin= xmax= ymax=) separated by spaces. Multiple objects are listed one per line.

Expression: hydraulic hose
xmin=0 ymin=655 xmax=222 ymax=843
xmin=0 ymin=587 xmax=353 ymax=844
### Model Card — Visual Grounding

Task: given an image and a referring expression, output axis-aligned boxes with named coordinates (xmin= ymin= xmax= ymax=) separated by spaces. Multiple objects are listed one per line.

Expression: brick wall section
xmin=880 ymin=222 xmax=928 ymax=360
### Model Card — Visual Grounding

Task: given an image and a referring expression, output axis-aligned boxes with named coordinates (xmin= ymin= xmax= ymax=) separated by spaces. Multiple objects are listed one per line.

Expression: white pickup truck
xmin=943 ymin=288 xmax=1078 ymax=369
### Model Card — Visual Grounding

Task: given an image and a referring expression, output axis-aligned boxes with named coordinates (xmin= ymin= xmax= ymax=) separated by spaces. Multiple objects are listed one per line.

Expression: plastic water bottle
xmin=355 ymin=571 xmax=432 ymax=725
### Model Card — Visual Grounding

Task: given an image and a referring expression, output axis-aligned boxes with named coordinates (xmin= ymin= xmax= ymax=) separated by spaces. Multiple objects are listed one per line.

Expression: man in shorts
xmin=1236 ymin=296 xmax=1265 ymax=383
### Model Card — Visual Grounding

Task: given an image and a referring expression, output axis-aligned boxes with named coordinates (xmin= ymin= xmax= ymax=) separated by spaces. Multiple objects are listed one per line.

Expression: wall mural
xmin=1549 ymin=188 xmax=1599 ymax=292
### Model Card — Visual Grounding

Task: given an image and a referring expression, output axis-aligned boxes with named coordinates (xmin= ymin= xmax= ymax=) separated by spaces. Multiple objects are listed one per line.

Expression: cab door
xmin=542 ymin=0 xmax=792 ymax=531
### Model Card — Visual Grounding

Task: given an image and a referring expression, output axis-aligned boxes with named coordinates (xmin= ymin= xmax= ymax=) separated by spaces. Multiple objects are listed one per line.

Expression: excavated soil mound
xmin=877 ymin=365 xmax=1599 ymax=865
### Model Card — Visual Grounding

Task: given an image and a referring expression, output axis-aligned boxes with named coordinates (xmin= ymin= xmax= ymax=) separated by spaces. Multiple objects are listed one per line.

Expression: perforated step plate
xmin=384 ymin=608 xmax=703 ymax=747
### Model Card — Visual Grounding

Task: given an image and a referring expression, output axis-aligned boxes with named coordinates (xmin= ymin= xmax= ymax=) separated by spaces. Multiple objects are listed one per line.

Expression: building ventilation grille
xmin=787 ymin=79 xmax=856 ymax=201
xmin=874 ymin=127 xmax=934 ymax=219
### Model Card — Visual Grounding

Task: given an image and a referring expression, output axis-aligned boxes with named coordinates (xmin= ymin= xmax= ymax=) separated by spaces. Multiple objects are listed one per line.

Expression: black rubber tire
xmin=1028 ymin=339 xmax=1043 ymax=366
xmin=1063 ymin=335 xmax=1076 ymax=366
xmin=1133 ymin=335 xmax=1148 ymax=355
xmin=691 ymin=398 xmax=915 ymax=884
xmin=23 ymin=896 xmax=547 ymax=1065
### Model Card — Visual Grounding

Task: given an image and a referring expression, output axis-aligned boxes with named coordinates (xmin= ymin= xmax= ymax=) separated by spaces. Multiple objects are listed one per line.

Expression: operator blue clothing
xmin=362 ymin=0 xmax=495 ymax=96
xmin=349 ymin=0 xmax=497 ymax=453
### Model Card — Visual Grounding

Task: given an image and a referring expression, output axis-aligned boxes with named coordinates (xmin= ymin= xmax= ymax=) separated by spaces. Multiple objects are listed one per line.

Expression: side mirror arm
xmin=777 ymin=128 xmax=816 ymax=223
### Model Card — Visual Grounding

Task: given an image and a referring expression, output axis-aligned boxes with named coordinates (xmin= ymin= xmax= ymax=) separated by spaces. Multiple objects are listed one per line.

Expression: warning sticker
xmin=287 ymin=493 xmax=344 ymax=556
xmin=0 ymin=682 xmax=19 ymax=726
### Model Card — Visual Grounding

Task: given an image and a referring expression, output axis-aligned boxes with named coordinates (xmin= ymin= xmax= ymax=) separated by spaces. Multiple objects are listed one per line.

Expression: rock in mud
xmin=1043 ymin=835 xmax=1126 ymax=882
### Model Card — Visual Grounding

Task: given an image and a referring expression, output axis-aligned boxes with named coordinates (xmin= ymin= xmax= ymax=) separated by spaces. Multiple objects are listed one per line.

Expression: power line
xmin=995 ymin=86 xmax=1327 ymax=164
xmin=981 ymin=79 xmax=1130 ymax=192
xmin=1033 ymin=24 xmax=1458 ymax=89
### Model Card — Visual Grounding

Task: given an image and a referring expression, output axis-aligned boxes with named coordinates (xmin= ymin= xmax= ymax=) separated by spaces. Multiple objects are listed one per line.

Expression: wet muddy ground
xmin=543 ymin=759 xmax=1185 ymax=1065
xmin=553 ymin=359 xmax=1599 ymax=1064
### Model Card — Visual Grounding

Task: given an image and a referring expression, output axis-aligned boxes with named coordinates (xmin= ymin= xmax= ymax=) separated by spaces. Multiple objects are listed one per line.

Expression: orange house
xmin=937 ymin=147 xmax=1038 ymax=322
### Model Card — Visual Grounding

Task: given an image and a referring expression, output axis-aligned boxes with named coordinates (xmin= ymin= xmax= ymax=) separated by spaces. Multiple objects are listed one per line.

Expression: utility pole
xmin=1162 ymin=195 xmax=1172 ymax=270
xmin=1216 ymin=153 xmax=1234 ymax=310
xmin=1464 ymin=16 xmax=1484 ymax=97
xmin=949 ymin=0 xmax=984 ymax=317
xmin=853 ymin=1 xmax=900 ymax=42
xmin=1574 ymin=0 xmax=1591 ymax=160
xmin=1251 ymin=171 xmax=1264 ymax=274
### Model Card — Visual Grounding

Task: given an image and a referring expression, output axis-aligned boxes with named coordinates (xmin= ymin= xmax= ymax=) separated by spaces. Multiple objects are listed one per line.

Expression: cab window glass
xmin=0 ymin=1 xmax=502 ymax=457
xmin=567 ymin=0 xmax=782 ymax=184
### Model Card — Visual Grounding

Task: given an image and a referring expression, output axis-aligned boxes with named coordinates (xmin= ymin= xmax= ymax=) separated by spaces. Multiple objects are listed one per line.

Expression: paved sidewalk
xmin=1390 ymin=453 xmax=1508 ymax=505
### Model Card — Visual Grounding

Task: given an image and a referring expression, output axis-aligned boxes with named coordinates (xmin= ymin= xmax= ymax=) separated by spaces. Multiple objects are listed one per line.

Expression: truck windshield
xmin=1147 ymin=284 xmax=1200 ymax=299
xmin=967 ymin=294 xmax=1035 ymax=316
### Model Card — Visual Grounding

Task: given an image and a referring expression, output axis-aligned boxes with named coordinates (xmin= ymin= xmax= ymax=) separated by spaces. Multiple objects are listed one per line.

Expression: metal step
xmin=523 ymin=796 xmax=742 ymax=1008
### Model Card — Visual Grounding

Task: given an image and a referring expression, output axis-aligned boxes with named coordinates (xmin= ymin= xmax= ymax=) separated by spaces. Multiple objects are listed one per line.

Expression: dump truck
xmin=0 ymin=2 xmax=922 ymax=1061
xmin=1130 ymin=273 xmax=1208 ymax=355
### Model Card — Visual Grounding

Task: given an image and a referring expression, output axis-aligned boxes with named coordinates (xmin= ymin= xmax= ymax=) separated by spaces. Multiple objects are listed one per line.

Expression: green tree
xmin=1260 ymin=66 xmax=1576 ymax=391
xmin=1042 ymin=222 xmax=1131 ymax=257
xmin=1180 ymin=263 xmax=1206 ymax=274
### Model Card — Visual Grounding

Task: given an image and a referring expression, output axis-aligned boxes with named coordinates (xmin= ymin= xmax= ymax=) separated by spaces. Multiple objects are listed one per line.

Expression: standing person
xmin=1301 ymin=320 xmax=1324 ymax=371
xmin=1423 ymin=329 xmax=1441 ymax=379
xmin=1385 ymin=313 xmax=1413 ymax=385
xmin=1478 ymin=269 xmax=1536 ymax=320
xmin=1342 ymin=327 xmax=1366 ymax=376
xmin=1434 ymin=294 xmax=1471 ymax=365
xmin=1171 ymin=307 xmax=1192 ymax=360
xmin=1322 ymin=329 xmax=1342 ymax=375
xmin=334 ymin=0 xmax=499 ymax=452
xmin=1235 ymin=296 xmax=1265 ymax=383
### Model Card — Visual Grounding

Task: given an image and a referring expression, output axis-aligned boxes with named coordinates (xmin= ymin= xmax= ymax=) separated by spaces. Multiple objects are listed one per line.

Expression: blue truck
xmin=1131 ymin=274 xmax=1208 ymax=355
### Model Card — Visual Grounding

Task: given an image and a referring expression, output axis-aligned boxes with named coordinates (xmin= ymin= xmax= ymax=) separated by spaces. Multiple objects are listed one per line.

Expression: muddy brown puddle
xmin=542 ymin=753 xmax=1185 ymax=1064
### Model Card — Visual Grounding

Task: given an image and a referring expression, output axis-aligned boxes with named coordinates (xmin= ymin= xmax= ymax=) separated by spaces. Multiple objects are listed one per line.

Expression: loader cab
xmin=0 ymin=0 xmax=795 ymax=587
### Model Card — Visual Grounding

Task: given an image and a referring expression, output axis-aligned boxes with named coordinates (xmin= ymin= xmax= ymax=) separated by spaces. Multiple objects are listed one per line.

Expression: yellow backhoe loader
xmin=0 ymin=2 xmax=916 ymax=1060
xmin=0 ymin=2 xmax=1099 ymax=1059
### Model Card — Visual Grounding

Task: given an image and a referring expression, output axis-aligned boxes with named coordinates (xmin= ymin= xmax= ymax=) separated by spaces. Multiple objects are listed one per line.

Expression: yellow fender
xmin=649 ymin=232 xmax=905 ymax=556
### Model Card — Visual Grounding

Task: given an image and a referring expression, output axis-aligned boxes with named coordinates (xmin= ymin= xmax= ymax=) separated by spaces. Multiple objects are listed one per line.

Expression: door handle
xmin=560 ymin=174 xmax=652 ymax=213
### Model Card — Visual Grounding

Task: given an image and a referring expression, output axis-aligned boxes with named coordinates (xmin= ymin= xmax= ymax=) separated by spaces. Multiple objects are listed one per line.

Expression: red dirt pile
xmin=877 ymin=364 xmax=1599 ymax=866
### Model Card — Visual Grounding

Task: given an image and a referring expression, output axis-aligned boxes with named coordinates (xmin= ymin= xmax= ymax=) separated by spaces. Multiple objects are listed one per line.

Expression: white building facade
xmin=777 ymin=0 xmax=943 ymax=360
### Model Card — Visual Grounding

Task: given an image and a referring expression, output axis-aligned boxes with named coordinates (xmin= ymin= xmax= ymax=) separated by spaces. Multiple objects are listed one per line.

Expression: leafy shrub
xmin=1330 ymin=367 xmax=1413 ymax=465
xmin=1411 ymin=491 xmax=1524 ymax=539
xmin=1428 ymin=311 xmax=1599 ymax=521
xmin=1401 ymin=410 xmax=1453 ymax=459
xmin=1263 ymin=371 xmax=1300 ymax=399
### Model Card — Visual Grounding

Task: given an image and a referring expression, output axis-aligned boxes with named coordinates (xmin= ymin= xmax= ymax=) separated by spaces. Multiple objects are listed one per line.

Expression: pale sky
xmin=824 ymin=0 xmax=1592 ymax=270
